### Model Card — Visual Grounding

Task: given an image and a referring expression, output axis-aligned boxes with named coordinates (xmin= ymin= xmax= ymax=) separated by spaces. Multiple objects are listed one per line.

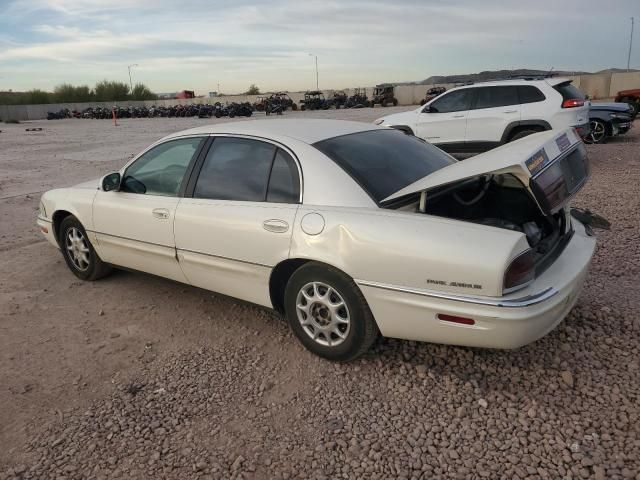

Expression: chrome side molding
xmin=356 ymin=280 xmax=558 ymax=308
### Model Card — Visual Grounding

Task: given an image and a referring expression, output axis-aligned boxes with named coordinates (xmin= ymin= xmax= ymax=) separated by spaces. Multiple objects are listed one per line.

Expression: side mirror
xmin=101 ymin=172 xmax=121 ymax=192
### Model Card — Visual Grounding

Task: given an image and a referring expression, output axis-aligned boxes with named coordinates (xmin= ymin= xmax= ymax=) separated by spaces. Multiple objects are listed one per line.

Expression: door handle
xmin=452 ymin=114 xmax=465 ymax=118
xmin=503 ymin=110 xmax=518 ymax=113
xmin=152 ymin=208 xmax=170 ymax=220
xmin=263 ymin=219 xmax=289 ymax=233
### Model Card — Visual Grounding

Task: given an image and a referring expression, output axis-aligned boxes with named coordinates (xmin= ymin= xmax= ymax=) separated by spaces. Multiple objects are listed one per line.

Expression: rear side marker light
xmin=561 ymin=99 xmax=584 ymax=108
xmin=437 ymin=313 xmax=475 ymax=325
xmin=40 ymin=226 xmax=48 ymax=234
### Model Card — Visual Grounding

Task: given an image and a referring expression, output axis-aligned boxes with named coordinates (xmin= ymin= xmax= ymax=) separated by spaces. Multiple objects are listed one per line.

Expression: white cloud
xmin=1 ymin=0 xmax=638 ymax=93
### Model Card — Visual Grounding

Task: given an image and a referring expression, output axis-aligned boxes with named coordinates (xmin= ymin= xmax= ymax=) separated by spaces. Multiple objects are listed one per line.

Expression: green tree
xmin=245 ymin=84 xmax=260 ymax=95
xmin=21 ymin=89 xmax=52 ymax=104
xmin=53 ymin=84 xmax=93 ymax=103
xmin=130 ymin=83 xmax=157 ymax=100
xmin=94 ymin=80 xmax=130 ymax=102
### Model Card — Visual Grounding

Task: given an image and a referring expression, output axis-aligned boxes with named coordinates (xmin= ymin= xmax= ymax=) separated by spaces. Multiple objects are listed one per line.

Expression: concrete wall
xmin=2 ymin=72 xmax=639 ymax=121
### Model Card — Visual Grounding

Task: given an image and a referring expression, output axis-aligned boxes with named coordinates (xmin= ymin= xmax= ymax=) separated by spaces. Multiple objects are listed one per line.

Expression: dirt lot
xmin=0 ymin=109 xmax=639 ymax=480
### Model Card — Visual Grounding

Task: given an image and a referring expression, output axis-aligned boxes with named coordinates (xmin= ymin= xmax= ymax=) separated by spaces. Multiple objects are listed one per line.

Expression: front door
xmin=415 ymin=88 xmax=475 ymax=148
xmin=92 ymin=136 xmax=205 ymax=282
xmin=174 ymin=136 xmax=301 ymax=307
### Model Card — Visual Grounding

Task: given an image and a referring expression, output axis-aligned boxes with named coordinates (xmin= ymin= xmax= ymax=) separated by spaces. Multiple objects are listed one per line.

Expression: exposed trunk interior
xmin=392 ymin=173 xmax=572 ymax=276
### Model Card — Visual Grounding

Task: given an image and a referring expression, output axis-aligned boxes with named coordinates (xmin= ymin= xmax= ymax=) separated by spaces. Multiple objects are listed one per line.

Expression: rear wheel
xmin=59 ymin=216 xmax=112 ymax=281
xmin=584 ymin=119 xmax=608 ymax=144
xmin=284 ymin=263 xmax=378 ymax=362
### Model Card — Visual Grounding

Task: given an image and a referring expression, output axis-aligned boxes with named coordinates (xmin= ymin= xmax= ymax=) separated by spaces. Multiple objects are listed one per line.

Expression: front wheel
xmin=284 ymin=263 xmax=378 ymax=362
xmin=60 ymin=216 xmax=112 ymax=281
xmin=584 ymin=119 xmax=608 ymax=144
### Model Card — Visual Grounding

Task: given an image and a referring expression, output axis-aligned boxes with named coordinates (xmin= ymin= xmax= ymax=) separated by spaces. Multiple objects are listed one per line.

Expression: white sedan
xmin=37 ymin=120 xmax=596 ymax=361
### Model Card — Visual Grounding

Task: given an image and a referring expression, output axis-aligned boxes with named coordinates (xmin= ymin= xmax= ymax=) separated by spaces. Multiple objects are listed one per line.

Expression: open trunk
xmin=419 ymin=173 xmax=572 ymax=277
xmin=382 ymin=128 xmax=589 ymax=287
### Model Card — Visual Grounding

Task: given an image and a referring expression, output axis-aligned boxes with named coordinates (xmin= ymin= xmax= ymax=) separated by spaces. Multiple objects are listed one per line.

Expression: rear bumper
xmin=358 ymin=220 xmax=596 ymax=349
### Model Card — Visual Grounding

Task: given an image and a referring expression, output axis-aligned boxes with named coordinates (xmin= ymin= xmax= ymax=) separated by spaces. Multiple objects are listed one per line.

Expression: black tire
xmin=583 ymin=119 xmax=608 ymax=144
xmin=509 ymin=129 xmax=539 ymax=142
xmin=284 ymin=263 xmax=379 ymax=362
xmin=392 ymin=98 xmax=398 ymax=106
xmin=59 ymin=216 xmax=112 ymax=281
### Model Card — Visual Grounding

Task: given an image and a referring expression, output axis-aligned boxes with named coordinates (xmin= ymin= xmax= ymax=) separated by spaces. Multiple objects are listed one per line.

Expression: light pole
xmin=308 ymin=53 xmax=318 ymax=90
xmin=127 ymin=64 xmax=138 ymax=93
xmin=628 ymin=17 xmax=635 ymax=72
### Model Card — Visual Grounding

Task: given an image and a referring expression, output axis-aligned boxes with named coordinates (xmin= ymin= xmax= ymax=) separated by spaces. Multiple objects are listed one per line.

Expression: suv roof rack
xmin=456 ymin=73 xmax=560 ymax=86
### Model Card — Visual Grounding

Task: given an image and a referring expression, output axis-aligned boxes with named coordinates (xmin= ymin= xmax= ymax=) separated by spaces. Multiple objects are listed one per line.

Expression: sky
xmin=0 ymin=0 xmax=638 ymax=95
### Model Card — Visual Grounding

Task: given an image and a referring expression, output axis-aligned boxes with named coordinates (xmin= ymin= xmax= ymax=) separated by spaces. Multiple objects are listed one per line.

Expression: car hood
xmin=73 ymin=178 xmax=100 ymax=189
xmin=382 ymin=128 xmax=582 ymax=203
xmin=590 ymin=102 xmax=632 ymax=112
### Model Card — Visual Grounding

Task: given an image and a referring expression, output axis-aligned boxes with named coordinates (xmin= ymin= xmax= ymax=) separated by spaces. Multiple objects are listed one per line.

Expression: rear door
xmin=174 ymin=136 xmax=301 ymax=307
xmin=415 ymin=88 xmax=475 ymax=148
xmin=465 ymin=86 xmax=521 ymax=146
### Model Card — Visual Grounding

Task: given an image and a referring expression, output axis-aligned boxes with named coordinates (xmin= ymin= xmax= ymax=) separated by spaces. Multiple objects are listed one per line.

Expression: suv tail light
xmin=504 ymin=249 xmax=535 ymax=293
xmin=561 ymin=99 xmax=585 ymax=108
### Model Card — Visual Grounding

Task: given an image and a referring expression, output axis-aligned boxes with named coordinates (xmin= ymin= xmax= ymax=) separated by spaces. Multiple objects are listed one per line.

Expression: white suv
xmin=375 ymin=77 xmax=590 ymax=153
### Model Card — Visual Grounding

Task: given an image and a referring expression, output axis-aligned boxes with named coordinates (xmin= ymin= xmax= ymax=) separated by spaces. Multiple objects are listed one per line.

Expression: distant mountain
xmin=414 ymin=69 xmax=590 ymax=85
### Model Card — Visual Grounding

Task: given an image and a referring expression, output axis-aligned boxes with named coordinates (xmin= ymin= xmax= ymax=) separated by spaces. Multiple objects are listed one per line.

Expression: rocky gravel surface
xmin=1 ymin=112 xmax=639 ymax=479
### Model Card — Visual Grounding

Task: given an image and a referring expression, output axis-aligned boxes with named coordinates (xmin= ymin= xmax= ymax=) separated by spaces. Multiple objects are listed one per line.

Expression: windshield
xmin=314 ymin=129 xmax=456 ymax=203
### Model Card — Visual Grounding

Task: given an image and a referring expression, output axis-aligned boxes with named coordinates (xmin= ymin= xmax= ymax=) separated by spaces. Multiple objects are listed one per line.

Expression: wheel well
xmin=390 ymin=125 xmax=414 ymax=135
xmin=269 ymin=258 xmax=311 ymax=313
xmin=52 ymin=210 xmax=73 ymax=246
xmin=507 ymin=124 xmax=545 ymax=141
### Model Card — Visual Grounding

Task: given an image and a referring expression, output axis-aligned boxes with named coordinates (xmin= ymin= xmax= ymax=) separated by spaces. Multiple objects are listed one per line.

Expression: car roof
xmin=162 ymin=119 xmax=382 ymax=145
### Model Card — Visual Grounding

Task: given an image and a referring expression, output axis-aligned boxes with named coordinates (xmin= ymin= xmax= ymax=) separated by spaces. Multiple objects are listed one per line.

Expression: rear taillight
xmin=504 ymin=250 xmax=535 ymax=293
xmin=561 ymin=99 xmax=584 ymax=108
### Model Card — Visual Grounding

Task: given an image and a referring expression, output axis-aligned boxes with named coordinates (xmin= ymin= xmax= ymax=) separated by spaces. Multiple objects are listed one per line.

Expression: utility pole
xmin=127 ymin=64 xmax=138 ymax=93
xmin=308 ymin=53 xmax=319 ymax=90
xmin=628 ymin=17 xmax=635 ymax=72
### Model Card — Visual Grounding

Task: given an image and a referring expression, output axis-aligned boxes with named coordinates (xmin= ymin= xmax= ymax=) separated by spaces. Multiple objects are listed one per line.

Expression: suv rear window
xmin=518 ymin=85 xmax=546 ymax=103
xmin=553 ymin=82 xmax=586 ymax=100
xmin=314 ymin=129 xmax=455 ymax=203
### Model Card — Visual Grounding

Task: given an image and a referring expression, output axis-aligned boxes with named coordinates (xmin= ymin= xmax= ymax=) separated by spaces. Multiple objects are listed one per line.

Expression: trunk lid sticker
xmin=555 ymin=133 xmax=571 ymax=153
xmin=525 ymin=148 xmax=550 ymax=176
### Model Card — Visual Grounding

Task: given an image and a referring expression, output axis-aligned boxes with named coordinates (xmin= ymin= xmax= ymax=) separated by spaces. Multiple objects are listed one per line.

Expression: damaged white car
xmin=37 ymin=120 xmax=596 ymax=361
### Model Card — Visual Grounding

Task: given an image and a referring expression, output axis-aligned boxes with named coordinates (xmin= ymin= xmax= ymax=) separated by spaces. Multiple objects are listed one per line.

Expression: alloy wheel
xmin=296 ymin=282 xmax=350 ymax=347
xmin=586 ymin=120 xmax=606 ymax=144
xmin=65 ymin=227 xmax=90 ymax=271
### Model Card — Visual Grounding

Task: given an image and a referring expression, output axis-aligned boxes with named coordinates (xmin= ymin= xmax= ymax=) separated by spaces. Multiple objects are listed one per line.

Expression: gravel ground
xmin=0 ymin=110 xmax=639 ymax=480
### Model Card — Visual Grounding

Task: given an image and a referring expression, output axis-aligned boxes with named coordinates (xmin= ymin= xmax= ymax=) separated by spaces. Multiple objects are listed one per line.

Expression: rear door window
xmin=473 ymin=86 xmax=519 ymax=109
xmin=194 ymin=137 xmax=275 ymax=201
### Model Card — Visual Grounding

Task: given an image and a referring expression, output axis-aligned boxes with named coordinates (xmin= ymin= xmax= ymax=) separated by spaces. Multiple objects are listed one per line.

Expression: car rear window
xmin=553 ymin=82 xmax=586 ymax=100
xmin=314 ymin=129 xmax=455 ymax=203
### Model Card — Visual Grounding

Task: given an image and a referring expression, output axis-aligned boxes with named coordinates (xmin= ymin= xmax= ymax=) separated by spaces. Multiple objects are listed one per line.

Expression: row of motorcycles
xmin=47 ymin=102 xmax=256 ymax=120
